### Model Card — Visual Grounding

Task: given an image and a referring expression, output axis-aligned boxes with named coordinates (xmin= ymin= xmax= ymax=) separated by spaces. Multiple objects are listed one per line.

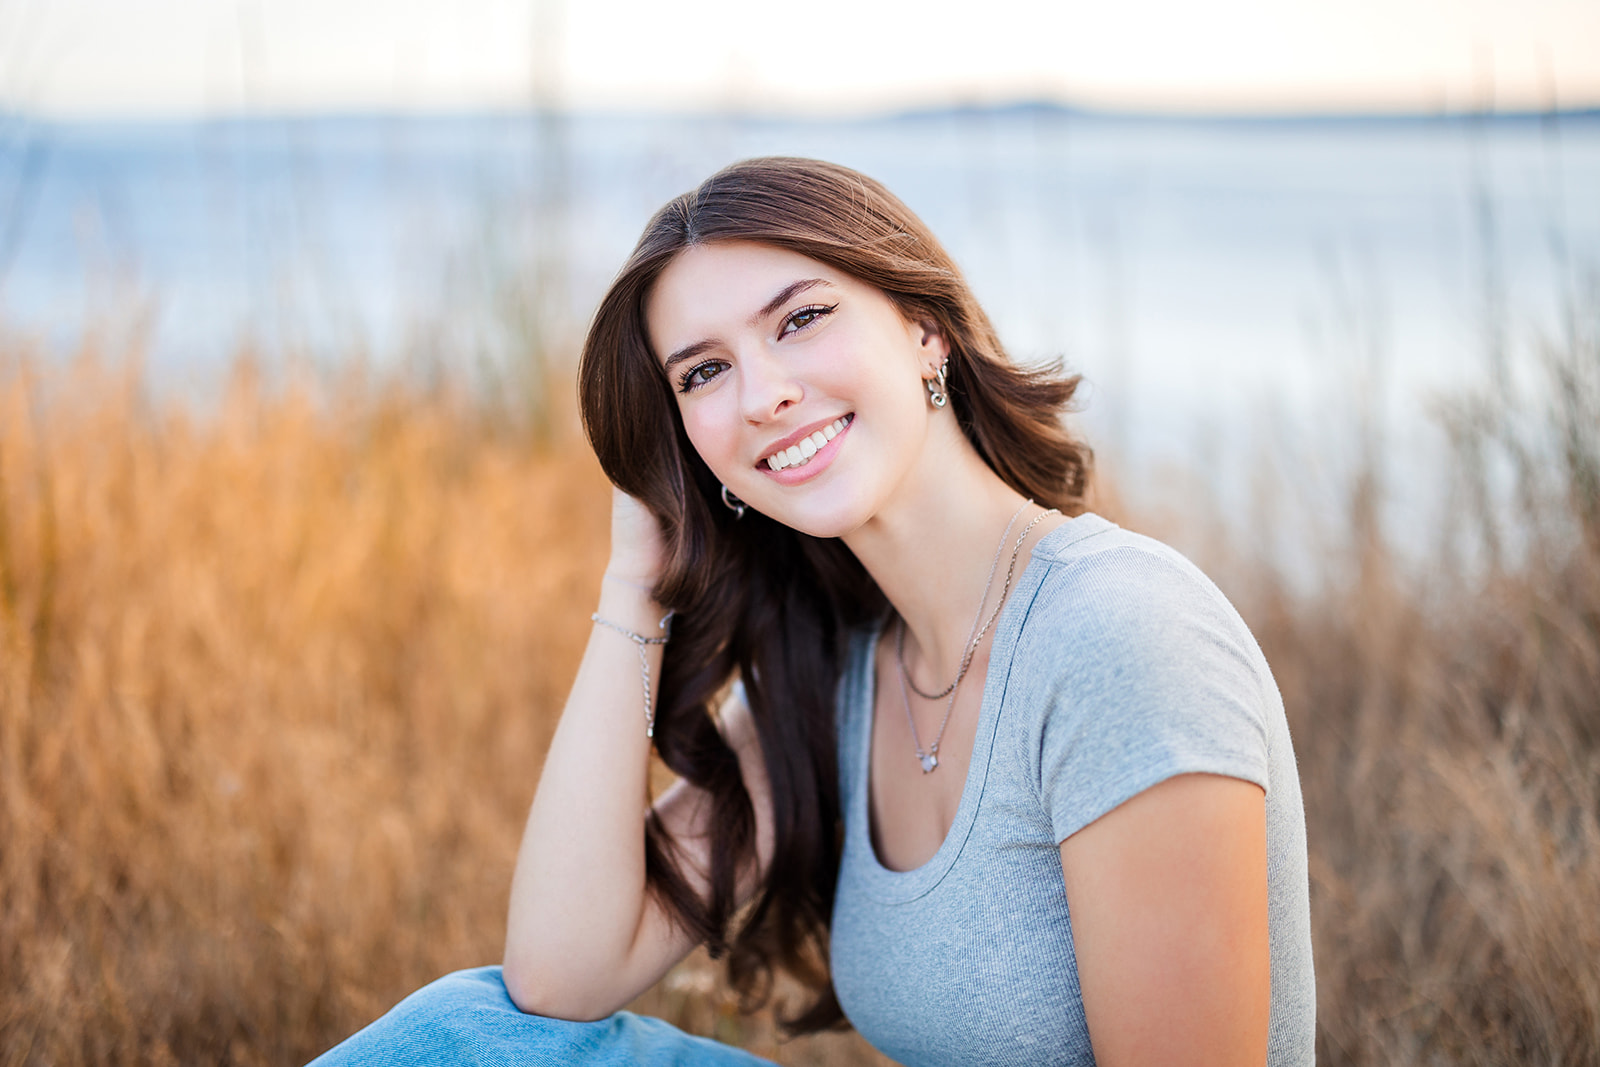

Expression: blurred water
xmin=2 ymin=106 xmax=1596 ymax=495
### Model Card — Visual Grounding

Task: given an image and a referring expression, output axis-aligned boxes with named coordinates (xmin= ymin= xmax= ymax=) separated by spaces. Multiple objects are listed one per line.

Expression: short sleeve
xmin=1021 ymin=545 xmax=1271 ymax=844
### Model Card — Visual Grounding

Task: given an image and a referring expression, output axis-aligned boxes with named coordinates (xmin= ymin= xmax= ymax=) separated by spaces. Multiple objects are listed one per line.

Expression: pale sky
xmin=2 ymin=0 xmax=1597 ymax=118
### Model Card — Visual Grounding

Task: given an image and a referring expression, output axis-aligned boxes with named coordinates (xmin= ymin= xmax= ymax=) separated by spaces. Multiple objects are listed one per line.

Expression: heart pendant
xmin=919 ymin=753 xmax=938 ymax=773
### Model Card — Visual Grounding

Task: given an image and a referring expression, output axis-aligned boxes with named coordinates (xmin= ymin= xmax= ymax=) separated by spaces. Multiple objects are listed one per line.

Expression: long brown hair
xmin=576 ymin=157 xmax=1091 ymax=1031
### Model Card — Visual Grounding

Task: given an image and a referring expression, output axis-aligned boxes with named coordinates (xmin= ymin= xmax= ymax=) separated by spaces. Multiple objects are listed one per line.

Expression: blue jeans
xmin=306 ymin=966 xmax=775 ymax=1066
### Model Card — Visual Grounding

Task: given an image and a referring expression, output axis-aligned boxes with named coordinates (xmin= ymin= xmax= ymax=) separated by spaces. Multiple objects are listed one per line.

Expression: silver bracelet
xmin=591 ymin=611 xmax=674 ymax=737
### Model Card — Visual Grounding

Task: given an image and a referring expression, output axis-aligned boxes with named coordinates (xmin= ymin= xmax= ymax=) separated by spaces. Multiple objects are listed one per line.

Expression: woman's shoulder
xmin=1005 ymin=511 xmax=1275 ymax=757
xmin=1008 ymin=514 xmax=1277 ymax=839
xmin=1020 ymin=512 xmax=1247 ymax=644
xmin=1030 ymin=511 xmax=1207 ymax=577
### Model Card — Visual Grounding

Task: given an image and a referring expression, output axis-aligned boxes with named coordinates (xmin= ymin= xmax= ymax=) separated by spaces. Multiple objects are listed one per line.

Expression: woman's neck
xmin=841 ymin=418 xmax=1044 ymax=685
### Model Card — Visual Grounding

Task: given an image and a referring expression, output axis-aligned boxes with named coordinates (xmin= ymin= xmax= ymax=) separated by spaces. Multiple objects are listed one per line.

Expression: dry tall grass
xmin=0 ymin=346 xmax=882 ymax=1065
xmin=1 ymin=310 xmax=1596 ymax=1064
xmin=1156 ymin=297 xmax=1600 ymax=1063
xmin=1276 ymin=316 xmax=1600 ymax=1064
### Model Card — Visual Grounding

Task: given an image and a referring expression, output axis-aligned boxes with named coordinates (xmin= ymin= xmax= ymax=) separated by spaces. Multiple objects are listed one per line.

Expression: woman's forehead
xmin=655 ymin=242 xmax=841 ymax=305
xmin=646 ymin=242 xmax=848 ymax=355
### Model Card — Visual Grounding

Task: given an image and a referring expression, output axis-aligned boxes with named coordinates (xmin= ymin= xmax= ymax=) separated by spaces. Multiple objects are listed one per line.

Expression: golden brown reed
xmin=0 ymin=346 xmax=884 ymax=1066
xmin=1147 ymin=308 xmax=1600 ymax=1063
xmin=1 ymin=320 xmax=1597 ymax=1064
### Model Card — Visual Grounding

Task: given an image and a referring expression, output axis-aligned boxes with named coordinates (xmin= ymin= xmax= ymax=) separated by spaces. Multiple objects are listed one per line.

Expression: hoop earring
xmin=926 ymin=357 xmax=949 ymax=409
xmin=720 ymin=484 xmax=747 ymax=519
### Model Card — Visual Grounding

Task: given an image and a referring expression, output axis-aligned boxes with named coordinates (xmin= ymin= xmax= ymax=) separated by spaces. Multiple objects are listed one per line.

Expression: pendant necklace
xmin=897 ymin=501 xmax=1058 ymax=773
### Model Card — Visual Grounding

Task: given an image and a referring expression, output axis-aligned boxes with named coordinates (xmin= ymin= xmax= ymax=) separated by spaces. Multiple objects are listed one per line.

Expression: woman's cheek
xmin=683 ymin=408 xmax=738 ymax=482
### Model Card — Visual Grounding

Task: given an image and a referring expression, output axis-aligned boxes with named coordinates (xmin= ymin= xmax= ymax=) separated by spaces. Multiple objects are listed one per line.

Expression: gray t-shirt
xmin=829 ymin=513 xmax=1315 ymax=1066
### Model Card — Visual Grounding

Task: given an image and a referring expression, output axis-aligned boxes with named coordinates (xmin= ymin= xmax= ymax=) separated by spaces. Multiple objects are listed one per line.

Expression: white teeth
xmin=764 ymin=415 xmax=853 ymax=471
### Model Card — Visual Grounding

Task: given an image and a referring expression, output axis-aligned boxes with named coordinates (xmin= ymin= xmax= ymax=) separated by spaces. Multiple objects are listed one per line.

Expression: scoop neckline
xmin=846 ymin=511 xmax=1114 ymax=903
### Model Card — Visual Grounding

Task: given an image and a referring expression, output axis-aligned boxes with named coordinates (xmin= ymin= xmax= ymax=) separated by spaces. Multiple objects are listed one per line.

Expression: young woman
xmin=312 ymin=157 xmax=1315 ymax=1066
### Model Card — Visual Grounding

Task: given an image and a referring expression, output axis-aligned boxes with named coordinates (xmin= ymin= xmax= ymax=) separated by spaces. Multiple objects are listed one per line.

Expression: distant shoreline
xmin=5 ymin=99 xmax=1599 ymax=131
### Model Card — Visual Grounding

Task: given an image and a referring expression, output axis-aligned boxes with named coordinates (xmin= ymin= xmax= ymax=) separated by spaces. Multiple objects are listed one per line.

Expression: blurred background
xmin=1 ymin=2 xmax=1597 ymax=1064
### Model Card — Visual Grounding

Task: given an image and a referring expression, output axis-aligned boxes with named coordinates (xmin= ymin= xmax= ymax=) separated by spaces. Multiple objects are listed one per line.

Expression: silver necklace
xmin=897 ymin=498 xmax=1028 ymax=700
xmin=898 ymin=503 xmax=1058 ymax=773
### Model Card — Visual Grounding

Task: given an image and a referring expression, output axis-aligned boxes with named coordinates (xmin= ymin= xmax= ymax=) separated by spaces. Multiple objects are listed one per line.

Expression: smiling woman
xmin=306 ymin=157 xmax=1315 ymax=1067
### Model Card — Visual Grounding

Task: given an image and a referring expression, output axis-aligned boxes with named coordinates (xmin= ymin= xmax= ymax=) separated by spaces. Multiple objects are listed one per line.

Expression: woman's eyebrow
xmin=748 ymin=278 xmax=829 ymax=326
xmin=663 ymin=278 xmax=833 ymax=371
xmin=663 ymin=338 xmax=716 ymax=373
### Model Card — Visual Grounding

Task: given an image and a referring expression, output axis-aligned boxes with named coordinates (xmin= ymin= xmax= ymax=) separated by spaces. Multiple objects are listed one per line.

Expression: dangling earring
xmin=720 ymin=484 xmax=747 ymax=519
xmin=925 ymin=358 xmax=949 ymax=408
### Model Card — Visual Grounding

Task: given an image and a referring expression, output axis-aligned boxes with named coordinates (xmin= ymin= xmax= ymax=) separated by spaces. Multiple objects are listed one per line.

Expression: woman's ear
xmin=916 ymin=318 xmax=949 ymax=363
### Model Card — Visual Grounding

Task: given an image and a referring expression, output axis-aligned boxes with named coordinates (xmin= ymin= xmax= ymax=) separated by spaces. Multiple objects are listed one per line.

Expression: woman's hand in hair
xmin=606 ymin=486 xmax=667 ymax=590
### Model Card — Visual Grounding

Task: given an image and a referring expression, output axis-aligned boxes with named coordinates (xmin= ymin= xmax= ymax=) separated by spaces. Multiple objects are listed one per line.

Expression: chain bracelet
xmin=591 ymin=611 xmax=674 ymax=737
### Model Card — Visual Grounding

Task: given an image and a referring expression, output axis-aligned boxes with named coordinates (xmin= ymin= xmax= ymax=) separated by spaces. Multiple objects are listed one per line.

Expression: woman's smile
xmin=760 ymin=413 xmax=854 ymax=483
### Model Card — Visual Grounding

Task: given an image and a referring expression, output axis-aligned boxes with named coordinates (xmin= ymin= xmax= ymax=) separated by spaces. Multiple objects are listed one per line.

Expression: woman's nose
xmin=738 ymin=346 xmax=803 ymax=424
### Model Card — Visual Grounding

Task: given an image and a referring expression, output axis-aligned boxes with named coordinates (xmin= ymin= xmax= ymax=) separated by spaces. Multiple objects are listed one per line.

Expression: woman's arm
xmin=1058 ymin=772 xmax=1269 ymax=1067
xmin=502 ymin=490 xmax=773 ymax=1020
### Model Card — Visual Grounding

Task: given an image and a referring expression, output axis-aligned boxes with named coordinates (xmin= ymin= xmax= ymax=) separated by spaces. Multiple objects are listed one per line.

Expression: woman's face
xmin=646 ymin=241 xmax=946 ymax=539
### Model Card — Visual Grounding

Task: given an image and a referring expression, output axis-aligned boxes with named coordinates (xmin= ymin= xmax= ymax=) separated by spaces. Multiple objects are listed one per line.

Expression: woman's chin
xmin=754 ymin=497 xmax=871 ymax=541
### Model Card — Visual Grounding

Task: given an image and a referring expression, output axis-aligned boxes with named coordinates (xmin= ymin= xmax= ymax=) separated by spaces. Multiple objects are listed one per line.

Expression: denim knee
xmin=306 ymin=965 xmax=773 ymax=1066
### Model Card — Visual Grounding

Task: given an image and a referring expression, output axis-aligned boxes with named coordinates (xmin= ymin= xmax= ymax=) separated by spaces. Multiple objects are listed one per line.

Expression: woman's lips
xmin=760 ymin=413 xmax=853 ymax=486
xmin=762 ymin=414 xmax=853 ymax=472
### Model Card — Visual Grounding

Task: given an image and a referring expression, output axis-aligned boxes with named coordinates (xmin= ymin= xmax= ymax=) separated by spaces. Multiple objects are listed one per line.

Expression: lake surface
xmin=2 ymin=105 xmax=1596 ymax=499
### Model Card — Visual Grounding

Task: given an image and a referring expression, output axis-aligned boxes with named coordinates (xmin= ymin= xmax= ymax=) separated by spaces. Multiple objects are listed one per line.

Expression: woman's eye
xmin=782 ymin=303 xmax=837 ymax=336
xmin=677 ymin=360 xmax=726 ymax=393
